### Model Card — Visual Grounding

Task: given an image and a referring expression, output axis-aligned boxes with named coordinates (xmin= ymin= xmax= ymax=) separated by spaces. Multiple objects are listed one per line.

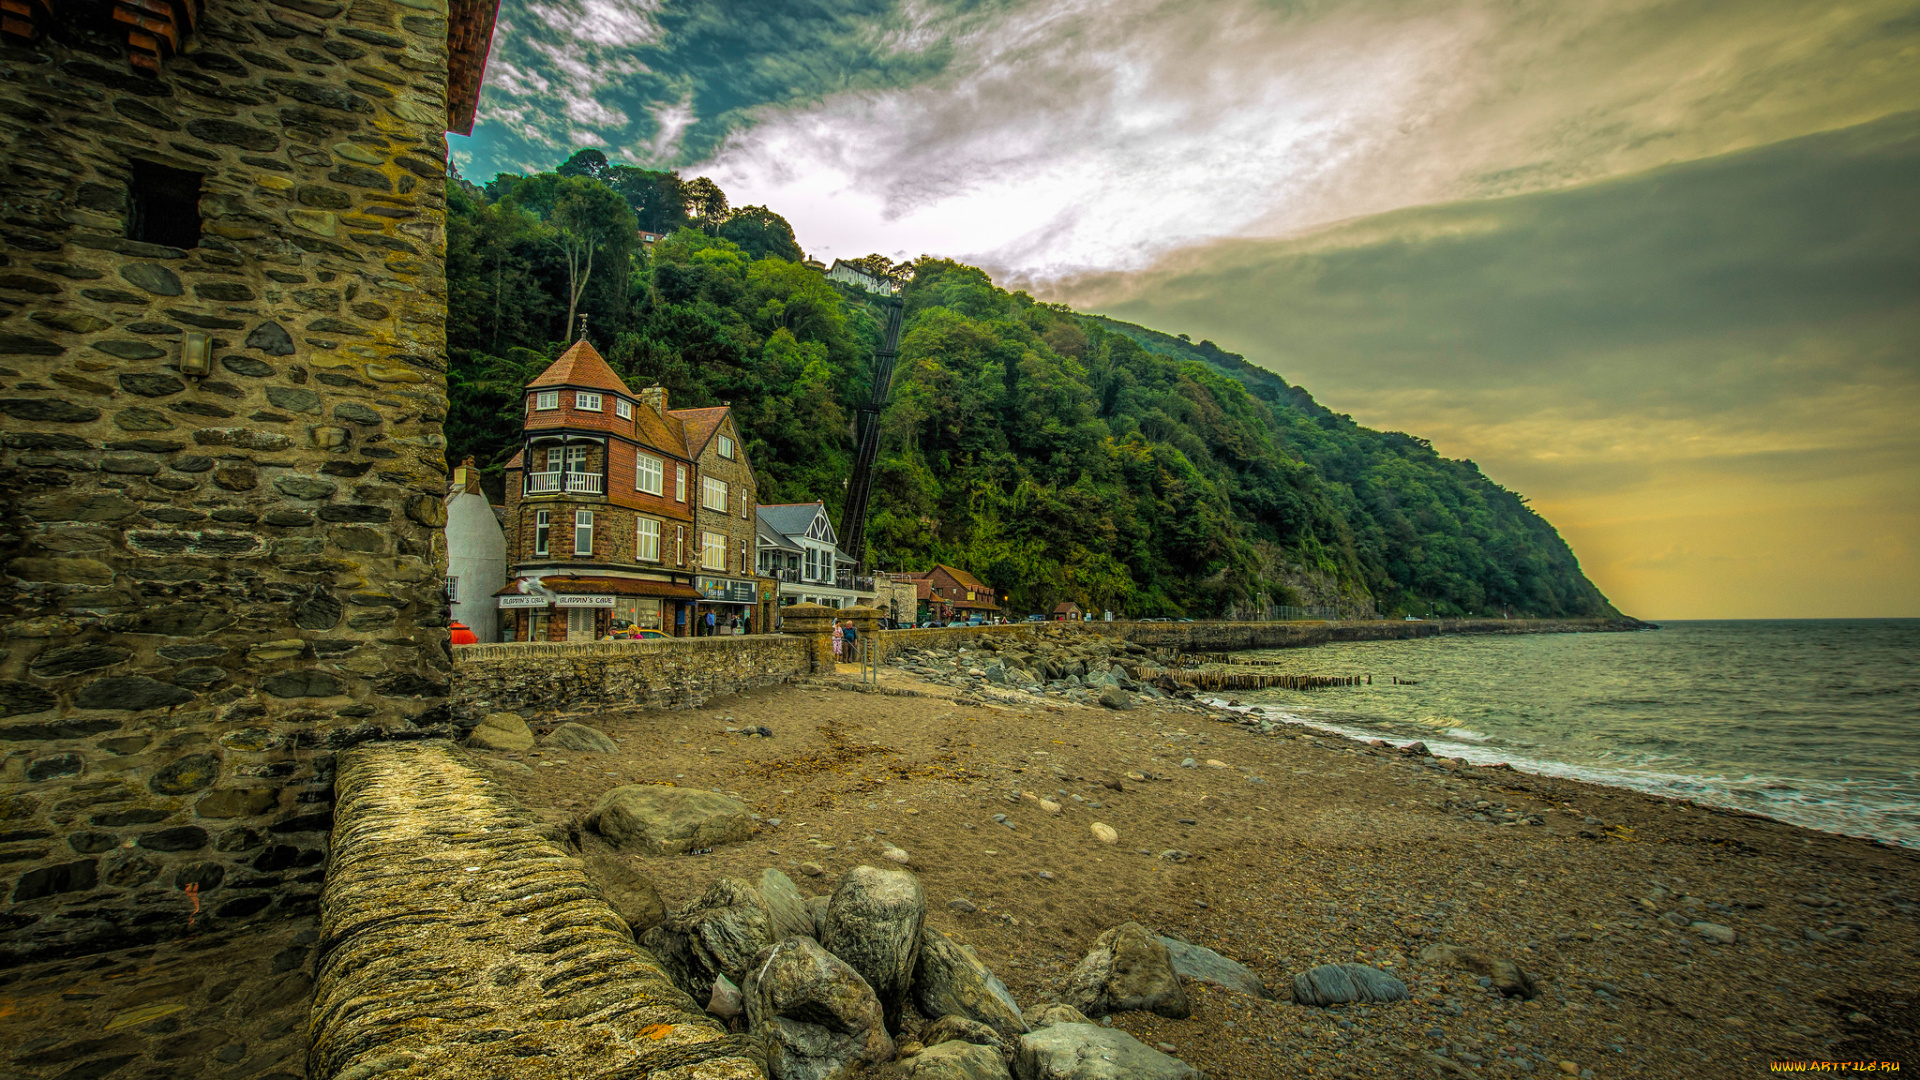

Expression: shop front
xmin=497 ymin=576 xmax=705 ymax=641
xmin=696 ymin=575 xmax=759 ymax=634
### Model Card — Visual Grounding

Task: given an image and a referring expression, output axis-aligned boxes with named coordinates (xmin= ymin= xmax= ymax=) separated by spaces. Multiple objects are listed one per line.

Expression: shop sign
xmin=698 ymin=577 xmax=757 ymax=603
xmin=553 ymin=594 xmax=616 ymax=608
xmin=498 ymin=595 xmax=550 ymax=608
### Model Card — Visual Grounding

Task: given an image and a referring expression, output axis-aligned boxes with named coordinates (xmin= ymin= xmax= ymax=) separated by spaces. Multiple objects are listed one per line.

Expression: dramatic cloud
xmin=1055 ymin=115 xmax=1920 ymax=618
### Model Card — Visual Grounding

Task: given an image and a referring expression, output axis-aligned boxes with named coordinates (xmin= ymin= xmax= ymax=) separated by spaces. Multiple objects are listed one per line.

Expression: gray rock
xmin=1691 ymin=921 xmax=1736 ymax=944
xmin=707 ymin=973 xmax=744 ymax=1020
xmin=1417 ymin=944 xmax=1536 ymax=998
xmin=541 ymin=721 xmax=617 ymax=752
xmin=1023 ymin=1003 xmax=1093 ymax=1029
xmin=923 ymin=1014 xmax=1008 ymax=1052
xmin=668 ymin=877 xmax=775 ymax=990
xmin=744 ymin=935 xmax=895 ymax=1080
xmin=1096 ymin=687 xmax=1133 ymax=710
xmin=587 ymin=785 xmax=753 ymax=855
xmin=821 ymin=864 xmax=926 ymax=1032
xmin=1061 ymin=922 xmax=1190 ymax=1019
xmin=1157 ymin=934 xmax=1272 ymax=999
xmin=1290 ymin=963 xmax=1409 ymax=1006
xmin=806 ymin=894 xmax=830 ymax=931
xmin=465 ymin=712 xmax=533 ymax=753
xmin=914 ymin=926 xmax=1028 ymax=1039
xmin=580 ymin=853 xmax=665 ymax=935
xmin=760 ymin=866 xmax=816 ymax=940
xmin=904 ymin=1039 xmax=1013 ymax=1080
xmin=1013 ymin=1023 xmax=1201 ymax=1080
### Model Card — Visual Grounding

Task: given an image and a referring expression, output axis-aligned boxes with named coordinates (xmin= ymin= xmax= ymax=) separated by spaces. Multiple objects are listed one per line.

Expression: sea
xmin=1216 ymin=619 xmax=1920 ymax=848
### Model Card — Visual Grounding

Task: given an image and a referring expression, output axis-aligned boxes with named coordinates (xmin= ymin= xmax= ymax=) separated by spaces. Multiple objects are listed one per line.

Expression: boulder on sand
xmin=759 ymin=867 xmax=815 ymax=940
xmin=1023 ymin=1003 xmax=1093 ymax=1030
xmin=922 ymin=1014 xmax=1008 ymax=1053
xmin=640 ymin=877 xmax=773 ymax=998
xmin=744 ymin=935 xmax=894 ymax=1080
xmin=587 ymin=785 xmax=752 ymax=855
xmin=902 ymin=1039 xmax=1012 ymax=1080
xmin=1157 ymin=934 xmax=1272 ymax=1000
xmin=1291 ymin=963 xmax=1409 ymax=1006
xmin=913 ymin=926 xmax=1028 ymax=1039
xmin=1014 ymin=1023 xmax=1201 ymax=1080
xmin=820 ymin=864 xmax=926 ymax=1032
xmin=1061 ymin=922 xmax=1190 ymax=1019
xmin=542 ymin=721 xmax=617 ymax=752
xmin=580 ymin=853 xmax=666 ymax=935
xmin=465 ymin=712 xmax=533 ymax=752
xmin=1417 ymin=944 xmax=1537 ymax=998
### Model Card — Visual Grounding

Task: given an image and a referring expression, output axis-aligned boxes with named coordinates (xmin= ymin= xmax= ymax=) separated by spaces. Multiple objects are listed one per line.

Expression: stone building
xmin=499 ymin=341 xmax=703 ymax=640
xmin=667 ymin=397 xmax=767 ymax=633
xmin=0 ymin=0 xmax=499 ymax=962
xmin=444 ymin=457 xmax=505 ymax=640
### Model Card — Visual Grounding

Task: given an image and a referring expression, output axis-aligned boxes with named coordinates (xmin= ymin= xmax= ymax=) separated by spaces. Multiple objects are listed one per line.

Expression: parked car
xmin=1025 ymin=614 xmax=1045 ymax=622
xmin=449 ymin=621 xmax=478 ymax=645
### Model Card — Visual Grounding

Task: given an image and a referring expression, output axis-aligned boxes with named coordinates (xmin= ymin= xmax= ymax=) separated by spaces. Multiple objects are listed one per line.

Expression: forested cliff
xmin=444 ymin=152 xmax=1619 ymax=620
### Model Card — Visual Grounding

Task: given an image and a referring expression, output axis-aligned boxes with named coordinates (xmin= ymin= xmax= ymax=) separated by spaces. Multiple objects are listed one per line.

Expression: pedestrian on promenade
xmin=832 ymin=619 xmax=845 ymax=660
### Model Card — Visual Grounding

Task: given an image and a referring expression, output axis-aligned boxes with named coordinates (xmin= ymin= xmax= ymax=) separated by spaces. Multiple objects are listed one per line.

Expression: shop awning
xmin=498 ymin=576 xmax=704 ymax=600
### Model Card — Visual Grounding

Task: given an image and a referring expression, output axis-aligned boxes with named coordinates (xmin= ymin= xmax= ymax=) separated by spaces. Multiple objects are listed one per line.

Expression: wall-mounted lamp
xmin=180 ymin=332 xmax=211 ymax=378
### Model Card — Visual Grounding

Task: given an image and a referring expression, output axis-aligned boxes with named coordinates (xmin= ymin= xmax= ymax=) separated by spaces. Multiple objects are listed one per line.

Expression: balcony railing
xmin=525 ymin=471 xmax=603 ymax=495
xmin=837 ymin=572 xmax=875 ymax=592
xmin=764 ymin=567 xmax=802 ymax=583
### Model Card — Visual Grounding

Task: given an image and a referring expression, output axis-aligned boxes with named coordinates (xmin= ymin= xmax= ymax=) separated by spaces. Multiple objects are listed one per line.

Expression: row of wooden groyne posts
xmin=1124 ymin=650 xmax=1415 ymax=692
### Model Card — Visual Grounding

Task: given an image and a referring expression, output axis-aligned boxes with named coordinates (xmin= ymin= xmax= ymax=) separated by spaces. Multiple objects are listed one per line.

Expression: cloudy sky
xmin=453 ymin=0 xmax=1920 ymax=619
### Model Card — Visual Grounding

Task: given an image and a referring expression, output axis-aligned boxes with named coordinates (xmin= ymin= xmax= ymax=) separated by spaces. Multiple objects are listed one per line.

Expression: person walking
xmin=831 ymin=619 xmax=844 ymax=660
xmin=703 ymin=608 xmax=716 ymax=636
xmin=841 ymin=617 xmax=859 ymax=662
xmin=727 ymin=613 xmax=739 ymax=635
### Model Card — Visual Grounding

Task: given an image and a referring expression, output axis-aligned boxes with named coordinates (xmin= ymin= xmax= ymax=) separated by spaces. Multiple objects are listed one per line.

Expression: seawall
xmin=452 ymin=634 xmax=811 ymax=715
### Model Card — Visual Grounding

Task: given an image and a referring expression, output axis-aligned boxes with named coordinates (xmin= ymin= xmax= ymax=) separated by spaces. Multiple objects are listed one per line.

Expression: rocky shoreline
xmin=465 ymin=660 xmax=1919 ymax=1079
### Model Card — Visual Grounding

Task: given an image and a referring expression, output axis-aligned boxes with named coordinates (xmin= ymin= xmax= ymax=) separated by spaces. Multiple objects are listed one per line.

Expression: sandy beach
xmin=475 ymin=661 xmax=1920 ymax=1079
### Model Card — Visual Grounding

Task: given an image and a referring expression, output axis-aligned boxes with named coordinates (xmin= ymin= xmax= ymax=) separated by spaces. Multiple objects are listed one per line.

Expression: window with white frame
xmin=636 ymin=452 xmax=664 ymax=495
xmin=574 ymin=510 xmax=593 ymax=555
xmin=702 ymin=476 xmax=728 ymax=512
xmin=534 ymin=391 xmax=558 ymax=410
xmin=701 ymin=530 xmax=727 ymax=570
xmin=564 ymin=445 xmax=590 ymax=473
xmin=804 ymin=547 xmax=818 ymax=581
xmin=636 ymin=517 xmax=660 ymax=561
xmin=575 ymin=391 xmax=602 ymax=412
xmin=534 ymin=510 xmax=550 ymax=555
xmin=445 ymin=576 xmax=459 ymax=602
xmin=615 ymin=398 xmax=632 ymax=419
xmin=675 ymin=525 xmax=685 ymax=565
xmin=675 ymin=465 xmax=686 ymax=502
xmin=717 ymin=434 xmax=735 ymax=459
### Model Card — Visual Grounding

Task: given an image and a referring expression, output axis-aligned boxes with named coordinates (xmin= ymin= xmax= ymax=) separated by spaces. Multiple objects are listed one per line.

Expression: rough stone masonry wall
xmin=313 ymin=741 xmax=764 ymax=1079
xmin=0 ymin=0 xmax=455 ymax=964
xmin=452 ymin=634 xmax=811 ymax=715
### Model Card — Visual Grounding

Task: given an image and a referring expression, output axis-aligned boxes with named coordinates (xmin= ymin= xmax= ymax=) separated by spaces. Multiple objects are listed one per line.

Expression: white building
xmin=755 ymin=503 xmax=873 ymax=610
xmin=824 ymin=259 xmax=899 ymax=295
xmin=444 ymin=460 xmax=508 ymax=641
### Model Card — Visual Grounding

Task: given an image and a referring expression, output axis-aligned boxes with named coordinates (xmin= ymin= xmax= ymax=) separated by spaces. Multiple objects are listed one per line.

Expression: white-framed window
xmin=702 ymin=476 xmax=728 ymax=512
xmin=739 ymin=539 xmax=748 ymax=574
xmin=564 ymin=445 xmax=590 ymax=472
xmin=445 ymin=576 xmax=459 ymax=602
xmin=701 ymin=530 xmax=727 ymax=571
xmin=804 ymin=547 xmax=818 ymax=581
xmin=675 ymin=465 xmax=686 ymax=502
xmin=574 ymin=509 xmax=593 ymax=556
xmin=575 ymin=391 xmax=602 ymax=412
xmin=717 ymin=434 xmax=735 ymax=459
xmin=534 ymin=390 xmax=558 ymax=410
xmin=675 ymin=525 xmax=685 ymax=565
xmin=534 ymin=509 xmax=550 ymax=555
xmin=636 ymin=517 xmax=660 ymax=561
xmin=636 ymin=452 xmax=664 ymax=495
xmin=615 ymin=398 xmax=632 ymax=419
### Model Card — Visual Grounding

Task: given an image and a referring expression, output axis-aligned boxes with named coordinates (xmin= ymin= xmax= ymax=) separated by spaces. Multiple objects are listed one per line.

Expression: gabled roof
xmin=527 ymin=340 xmax=636 ymax=398
xmin=504 ymin=450 xmax=525 ymax=469
xmin=1053 ymin=601 xmax=1082 ymax=613
xmin=933 ymin=564 xmax=989 ymax=592
xmin=756 ymin=518 xmax=802 ymax=553
xmin=636 ymin=402 xmax=690 ymax=460
xmin=669 ymin=406 xmax=731 ymax=457
xmin=757 ymin=503 xmax=832 ymax=543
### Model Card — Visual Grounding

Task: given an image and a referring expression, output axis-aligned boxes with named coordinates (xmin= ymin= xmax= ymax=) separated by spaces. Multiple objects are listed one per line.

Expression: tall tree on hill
xmin=548 ymin=176 xmax=636 ymax=338
xmin=718 ymin=205 xmax=804 ymax=261
xmin=682 ymin=176 xmax=730 ymax=232
xmin=556 ymin=148 xmax=611 ymax=180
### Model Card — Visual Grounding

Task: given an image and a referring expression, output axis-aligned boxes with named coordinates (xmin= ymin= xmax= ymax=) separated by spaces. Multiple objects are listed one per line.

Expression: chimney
xmin=639 ymin=385 xmax=667 ymax=413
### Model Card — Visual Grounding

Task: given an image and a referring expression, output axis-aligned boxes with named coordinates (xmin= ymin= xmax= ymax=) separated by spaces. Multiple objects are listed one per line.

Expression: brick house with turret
xmin=667 ymin=400 xmax=770 ymax=633
xmin=500 ymin=341 xmax=704 ymax=639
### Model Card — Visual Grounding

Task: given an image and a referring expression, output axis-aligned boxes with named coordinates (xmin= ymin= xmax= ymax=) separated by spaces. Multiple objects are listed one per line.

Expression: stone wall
xmin=0 ymin=0 xmax=456 ymax=964
xmin=452 ymin=634 xmax=811 ymax=714
xmin=312 ymin=741 xmax=764 ymax=1079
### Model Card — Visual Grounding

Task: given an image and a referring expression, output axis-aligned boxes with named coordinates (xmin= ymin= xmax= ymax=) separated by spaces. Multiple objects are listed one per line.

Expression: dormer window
xmin=576 ymin=391 xmax=602 ymax=412
xmin=615 ymin=398 xmax=632 ymax=419
xmin=535 ymin=391 xmax=558 ymax=410
xmin=718 ymin=434 xmax=735 ymax=459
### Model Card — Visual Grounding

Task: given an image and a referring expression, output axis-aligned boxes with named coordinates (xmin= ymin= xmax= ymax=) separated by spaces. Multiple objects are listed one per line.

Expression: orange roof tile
xmin=504 ymin=450 xmax=525 ymax=469
xmin=669 ymin=406 xmax=731 ymax=456
xmin=527 ymin=340 xmax=636 ymax=398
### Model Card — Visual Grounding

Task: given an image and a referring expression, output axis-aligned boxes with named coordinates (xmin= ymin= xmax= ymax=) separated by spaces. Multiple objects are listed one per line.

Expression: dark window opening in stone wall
xmin=127 ymin=159 xmax=203 ymax=250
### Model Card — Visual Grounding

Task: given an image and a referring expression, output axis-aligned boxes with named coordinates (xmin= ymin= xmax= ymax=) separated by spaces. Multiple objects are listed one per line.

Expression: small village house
xmin=756 ymin=503 xmax=874 ymax=611
xmin=445 ymin=459 xmax=508 ymax=642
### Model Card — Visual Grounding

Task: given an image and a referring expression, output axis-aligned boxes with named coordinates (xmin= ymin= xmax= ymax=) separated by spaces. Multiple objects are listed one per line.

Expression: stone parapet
xmin=452 ymin=634 xmax=809 ymax=713
xmin=312 ymin=741 xmax=764 ymax=1079
xmin=776 ymin=603 xmax=838 ymax=673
